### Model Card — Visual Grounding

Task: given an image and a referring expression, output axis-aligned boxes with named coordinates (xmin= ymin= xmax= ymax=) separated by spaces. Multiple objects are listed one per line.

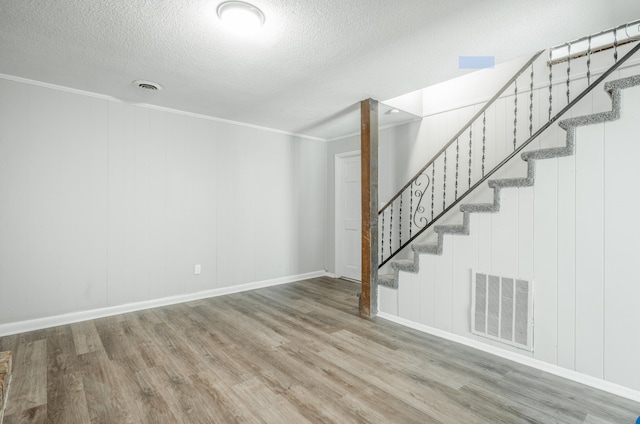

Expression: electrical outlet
xmin=194 ymin=264 xmax=201 ymax=275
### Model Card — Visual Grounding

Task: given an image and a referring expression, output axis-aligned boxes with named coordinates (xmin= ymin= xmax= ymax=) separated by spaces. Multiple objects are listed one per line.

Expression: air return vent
xmin=132 ymin=80 xmax=163 ymax=91
xmin=471 ymin=270 xmax=533 ymax=351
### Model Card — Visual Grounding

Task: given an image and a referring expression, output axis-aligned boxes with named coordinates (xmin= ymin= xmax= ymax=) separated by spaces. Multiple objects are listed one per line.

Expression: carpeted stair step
xmin=412 ymin=241 xmax=442 ymax=255
xmin=460 ymin=202 xmax=499 ymax=213
xmin=521 ymin=146 xmax=573 ymax=161
xmin=488 ymin=177 xmax=534 ymax=189
xmin=390 ymin=259 xmax=418 ymax=273
xmin=433 ymin=211 xmax=470 ymax=236
xmin=378 ymin=273 xmax=398 ymax=289
xmin=434 ymin=224 xmax=468 ymax=235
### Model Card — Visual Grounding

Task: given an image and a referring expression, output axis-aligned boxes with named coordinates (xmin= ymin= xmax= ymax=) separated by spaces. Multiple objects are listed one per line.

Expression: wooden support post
xmin=360 ymin=98 xmax=379 ymax=317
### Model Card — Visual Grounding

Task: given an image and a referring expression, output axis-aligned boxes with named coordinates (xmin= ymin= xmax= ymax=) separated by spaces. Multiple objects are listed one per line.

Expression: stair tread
xmin=391 ymin=259 xmax=415 ymax=267
xmin=390 ymin=258 xmax=418 ymax=273
xmin=378 ymin=274 xmax=397 ymax=289
xmin=460 ymin=203 xmax=496 ymax=212
xmin=412 ymin=242 xmax=438 ymax=249
xmin=522 ymin=147 xmax=572 ymax=160
xmin=488 ymin=177 xmax=533 ymax=188
xmin=434 ymin=224 xmax=466 ymax=233
xmin=412 ymin=242 xmax=440 ymax=253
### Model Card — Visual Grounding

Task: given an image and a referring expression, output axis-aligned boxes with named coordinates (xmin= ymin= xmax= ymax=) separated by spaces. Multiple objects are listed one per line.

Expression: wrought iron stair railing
xmin=378 ymin=21 xmax=640 ymax=267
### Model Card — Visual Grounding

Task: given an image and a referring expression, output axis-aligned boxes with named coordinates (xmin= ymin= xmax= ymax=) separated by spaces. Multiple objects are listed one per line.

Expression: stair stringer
xmin=378 ymin=74 xmax=640 ymax=290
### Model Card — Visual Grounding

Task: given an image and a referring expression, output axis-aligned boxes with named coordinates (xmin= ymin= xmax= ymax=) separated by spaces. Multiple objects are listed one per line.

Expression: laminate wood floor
xmin=1 ymin=277 xmax=638 ymax=423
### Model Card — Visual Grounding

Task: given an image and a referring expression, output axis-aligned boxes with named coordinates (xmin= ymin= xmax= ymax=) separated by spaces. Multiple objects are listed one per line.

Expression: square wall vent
xmin=471 ymin=270 xmax=534 ymax=351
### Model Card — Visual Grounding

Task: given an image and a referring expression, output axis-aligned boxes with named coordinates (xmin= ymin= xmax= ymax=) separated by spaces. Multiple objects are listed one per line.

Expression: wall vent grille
xmin=471 ymin=270 xmax=533 ymax=351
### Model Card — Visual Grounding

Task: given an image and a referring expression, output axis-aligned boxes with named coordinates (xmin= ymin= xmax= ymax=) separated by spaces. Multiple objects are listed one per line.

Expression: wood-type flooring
xmin=0 ymin=277 xmax=638 ymax=423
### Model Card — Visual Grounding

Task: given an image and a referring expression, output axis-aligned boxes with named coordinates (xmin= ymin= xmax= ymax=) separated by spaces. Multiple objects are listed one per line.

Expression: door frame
xmin=334 ymin=150 xmax=361 ymax=281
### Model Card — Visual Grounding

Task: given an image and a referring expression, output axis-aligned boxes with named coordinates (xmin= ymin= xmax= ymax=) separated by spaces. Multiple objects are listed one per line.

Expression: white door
xmin=336 ymin=152 xmax=361 ymax=281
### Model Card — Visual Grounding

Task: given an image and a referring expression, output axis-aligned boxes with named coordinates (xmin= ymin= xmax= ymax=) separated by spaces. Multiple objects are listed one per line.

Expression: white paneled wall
xmin=0 ymin=77 xmax=327 ymax=325
xmin=379 ymin=68 xmax=640 ymax=391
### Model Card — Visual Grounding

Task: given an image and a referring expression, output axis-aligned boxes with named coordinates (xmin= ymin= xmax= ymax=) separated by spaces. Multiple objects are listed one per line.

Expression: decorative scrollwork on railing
xmin=412 ymin=171 xmax=431 ymax=229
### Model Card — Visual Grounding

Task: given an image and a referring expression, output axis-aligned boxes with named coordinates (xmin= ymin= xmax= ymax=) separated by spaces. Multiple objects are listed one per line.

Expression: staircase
xmin=378 ymin=74 xmax=640 ymax=289
xmin=376 ymin=21 xmax=640 ymax=290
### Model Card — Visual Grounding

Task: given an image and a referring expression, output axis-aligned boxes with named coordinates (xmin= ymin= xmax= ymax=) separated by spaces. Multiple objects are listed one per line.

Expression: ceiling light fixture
xmin=217 ymin=1 xmax=265 ymax=34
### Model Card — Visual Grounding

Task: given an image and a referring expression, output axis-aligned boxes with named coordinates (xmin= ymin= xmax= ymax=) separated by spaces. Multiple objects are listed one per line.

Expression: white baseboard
xmin=377 ymin=312 xmax=640 ymax=403
xmin=0 ymin=271 xmax=328 ymax=337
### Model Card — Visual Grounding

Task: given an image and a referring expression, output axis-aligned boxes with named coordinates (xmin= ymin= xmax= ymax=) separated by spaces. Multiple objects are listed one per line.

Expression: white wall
xmin=0 ymin=76 xmax=327 ymax=325
xmin=376 ymin=60 xmax=640 ymax=392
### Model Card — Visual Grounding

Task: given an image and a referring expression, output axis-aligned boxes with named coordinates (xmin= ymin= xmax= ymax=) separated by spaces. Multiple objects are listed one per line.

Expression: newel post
xmin=360 ymin=98 xmax=379 ymax=317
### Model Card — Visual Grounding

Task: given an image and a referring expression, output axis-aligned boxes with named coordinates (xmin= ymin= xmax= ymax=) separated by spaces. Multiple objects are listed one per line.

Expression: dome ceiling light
xmin=217 ymin=1 xmax=265 ymax=34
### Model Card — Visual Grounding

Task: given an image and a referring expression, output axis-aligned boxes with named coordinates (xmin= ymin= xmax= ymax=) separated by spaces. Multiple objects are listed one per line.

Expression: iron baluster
xmin=409 ymin=182 xmax=413 ymax=239
xmin=566 ymin=42 xmax=571 ymax=104
xmin=389 ymin=202 xmax=393 ymax=257
xmin=381 ymin=211 xmax=384 ymax=263
xmin=513 ymin=79 xmax=518 ymax=151
xmin=529 ymin=64 xmax=534 ymax=136
xmin=468 ymin=126 xmax=473 ymax=189
xmin=614 ymin=28 xmax=618 ymax=62
xmin=455 ymin=138 xmax=459 ymax=200
xmin=548 ymin=49 xmax=553 ymax=120
xmin=431 ymin=163 xmax=435 ymax=221
xmin=482 ymin=112 xmax=486 ymax=177
xmin=412 ymin=172 xmax=430 ymax=229
xmin=587 ymin=35 xmax=592 ymax=85
xmin=399 ymin=194 xmax=403 ymax=246
xmin=443 ymin=150 xmax=447 ymax=211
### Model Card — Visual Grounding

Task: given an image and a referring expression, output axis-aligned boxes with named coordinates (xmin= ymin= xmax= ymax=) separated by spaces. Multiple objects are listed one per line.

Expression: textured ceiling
xmin=1 ymin=0 xmax=639 ymax=139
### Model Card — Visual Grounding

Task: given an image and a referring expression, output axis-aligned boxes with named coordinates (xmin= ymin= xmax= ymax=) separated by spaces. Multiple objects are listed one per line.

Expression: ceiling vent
xmin=132 ymin=80 xmax=163 ymax=91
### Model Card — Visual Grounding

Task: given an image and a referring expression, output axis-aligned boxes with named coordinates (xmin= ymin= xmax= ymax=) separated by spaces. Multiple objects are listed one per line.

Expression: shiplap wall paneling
xmin=217 ymin=125 xmax=244 ymax=288
xmin=28 ymin=87 xmax=67 ymax=317
xmin=433 ymin=237 xmax=454 ymax=331
xmin=490 ymin=184 xmax=519 ymax=277
xmin=397 ymin=261 xmax=424 ymax=324
xmin=532 ymin=157 xmax=559 ymax=365
xmin=379 ymin=286 xmax=398 ymax=316
xmin=42 ymin=89 xmax=109 ymax=316
xmin=164 ymin=113 xmax=192 ymax=298
xmin=603 ymin=86 xmax=640 ymax=391
xmin=144 ymin=107 xmax=170 ymax=300
xmin=244 ymin=135 xmax=262 ymax=282
xmin=517 ymin=186 xmax=535 ymax=278
xmin=416 ymin=255 xmax=436 ymax=326
xmin=450 ymin=214 xmax=480 ymax=338
xmin=487 ymin=186 xmax=521 ymax=353
xmin=107 ymin=102 xmax=133 ymax=306
xmin=516 ymin=186 xmax=535 ymax=358
xmin=0 ymin=76 xmax=328 ymax=325
xmin=189 ymin=119 xmax=219 ymax=290
xmin=294 ymin=140 xmax=327 ymax=274
xmin=574 ymin=120 xmax=605 ymax=379
xmin=0 ymin=80 xmax=29 ymax=321
xmin=556 ymin=152 xmax=577 ymax=370
xmin=256 ymin=136 xmax=296 ymax=280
